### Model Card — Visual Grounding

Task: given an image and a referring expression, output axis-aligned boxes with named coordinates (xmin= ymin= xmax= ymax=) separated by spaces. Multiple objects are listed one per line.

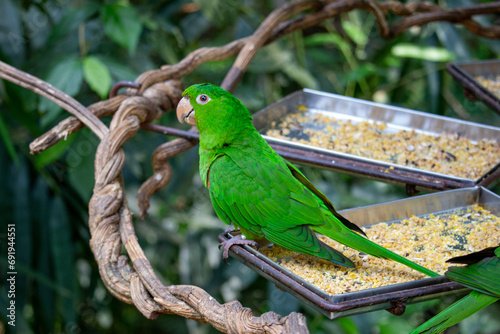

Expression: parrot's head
xmin=176 ymin=83 xmax=253 ymax=138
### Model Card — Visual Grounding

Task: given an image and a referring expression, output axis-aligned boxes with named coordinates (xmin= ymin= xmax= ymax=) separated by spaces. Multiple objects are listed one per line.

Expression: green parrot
xmin=176 ymin=83 xmax=438 ymax=277
xmin=411 ymin=245 xmax=500 ymax=334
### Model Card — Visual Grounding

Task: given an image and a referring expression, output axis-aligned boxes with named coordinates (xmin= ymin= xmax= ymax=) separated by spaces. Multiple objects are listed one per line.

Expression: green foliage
xmin=102 ymin=2 xmax=143 ymax=54
xmin=83 ymin=56 xmax=111 ymax=99
xmin=0 ymin=0 xmax=499 ymax=333
xmin=39 ymin=56 xmax=83 ymax=126
xmin=391 ymin=43 xmax=455 ymax=62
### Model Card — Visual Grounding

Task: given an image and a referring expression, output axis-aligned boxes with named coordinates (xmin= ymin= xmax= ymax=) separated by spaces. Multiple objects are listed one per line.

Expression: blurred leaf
xmin=0 ymin=0 xmax=24 ymax=64
xmin=342 ymin=20 xmax=367 ymax=46
xmin=39 ymin=56 xmax=83 ymax=126
xmin=83 ymin=55 xmax=111 ymax=99
xmin=435 ymin=23 xmax=471 ymax=61
xmin=391 ymin=43 xmax=455 ymax=62
xmin=102 ymin=2 xmax=143 ymax=54
xmin=2 ymin=81 xmax=39 ymax=135
xmin=345 ymin=63 xmax=376 ymax=82
xmin=47 ymin=3 xmax=99 ymax=44
xmin=34 ymin=132 xmax=76 ymax=170
xmin=304 ymin=33 xmax=350 ymax=50
xmin=248 ymin=43 xmax=292 ymax=73
xmin=67 ymin=130 xmax=98 ymax=200
xmin=195 ymin=0 xmax=240 ymax=27
xmin=337 ymin=317 xmax=360 ymax=334
xmin=99 ymin=55 xmax=138 ymax=82
xmin=282 ymin=62 xmax=319 ymax=89
xmin=0 ymin=111 xmax=19 ymax=166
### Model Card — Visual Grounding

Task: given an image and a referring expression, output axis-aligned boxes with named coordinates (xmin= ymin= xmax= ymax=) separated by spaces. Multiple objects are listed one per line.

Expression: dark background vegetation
xmin=1 ymin=0 xmax=500 ymax=333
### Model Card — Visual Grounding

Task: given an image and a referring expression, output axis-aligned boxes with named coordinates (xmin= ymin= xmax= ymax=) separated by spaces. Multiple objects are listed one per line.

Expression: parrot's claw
xmin=219 ymin=235 xmax=258 ymax=264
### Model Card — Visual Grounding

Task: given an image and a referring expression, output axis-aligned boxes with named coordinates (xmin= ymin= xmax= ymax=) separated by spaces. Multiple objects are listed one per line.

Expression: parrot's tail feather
xmin=263 ymin=226 xmax=355 ymax=268
xmin=318 ymin=240 xmax=356 ymax=268
xmin=409 ymin=291 xmax=498 ymax=334
xmin=317 ymin=227 xmax=440 ymax=277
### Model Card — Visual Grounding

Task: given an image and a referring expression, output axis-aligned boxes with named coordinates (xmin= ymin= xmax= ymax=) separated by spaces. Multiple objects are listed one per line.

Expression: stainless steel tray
xmin=252 ymin=89 xmax=500 ymax=192
xmin=218 ymin=186 xmax=500 ymax=319
xmin=447 ymin=60 xmax=500 ymax=114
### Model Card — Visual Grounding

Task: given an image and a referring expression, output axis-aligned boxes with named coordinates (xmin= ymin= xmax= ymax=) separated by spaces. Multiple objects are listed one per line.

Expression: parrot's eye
xmin=196 ymin=94 xmax=211 ymax=105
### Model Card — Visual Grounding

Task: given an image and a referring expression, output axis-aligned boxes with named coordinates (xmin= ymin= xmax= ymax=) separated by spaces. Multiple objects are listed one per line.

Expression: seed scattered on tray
xmin=265 ymin=108 xmax=500 ymax=180
xmin=475 ymin=75 xmax=500 ymax=98
xmin=259 ymin=205 xmax=500 ymax=295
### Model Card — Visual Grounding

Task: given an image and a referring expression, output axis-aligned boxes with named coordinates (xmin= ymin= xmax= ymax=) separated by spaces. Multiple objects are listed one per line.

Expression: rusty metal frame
xmin=447 ymin=61 xmax=500 ymax=115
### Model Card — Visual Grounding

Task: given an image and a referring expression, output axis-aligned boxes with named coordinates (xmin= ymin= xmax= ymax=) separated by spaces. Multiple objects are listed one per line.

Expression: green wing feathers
xmin=410 ymin=291 xmax=498 ymax=334
xmin=445 ymin=250 xmax=500 ymax=297
xmin=411 ymin=247 xmax=500 ymax=333
xmin=285 ymin=161 xmax=367 ymax=236
xmin=313 ymin=223 xmax=439 ymax=277
xmin=263 ymin=224 xmax=355 ymax=267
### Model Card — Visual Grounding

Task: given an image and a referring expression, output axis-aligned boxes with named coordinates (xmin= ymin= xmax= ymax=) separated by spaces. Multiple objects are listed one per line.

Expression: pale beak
xmin=176 ymin=96 xmax=196 ymax=126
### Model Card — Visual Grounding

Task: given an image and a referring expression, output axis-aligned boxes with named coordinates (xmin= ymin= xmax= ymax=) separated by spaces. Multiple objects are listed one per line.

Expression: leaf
xmin=342 ymin=20 xmax=368 ymax=46
xmin=304 ymin=33 xmax=350 ymax=50
xmin=195 ymin=0 xmax=240 ymax=27
xmin=34 ymin=131 xmax=76 ymax=170
xmin=47 ymin=3 xmax=99 ymax=44
xmin=337 ymin=317 xmax=360 ymax=334
xmin=83 ymin=56 xmax=111 ymax=99
xmin=391 ymin=43 xmax=455 ymax=62
xmin=38 ymin=56 xmax=83 ymax=127
xmin=282 ymin=62 xmax=319 ymax=89
xmin=102 ymin=2 xmax=143 ymax=54
xmin=99 ymin=55 xmax=138 ymax=82
xmin=67 ymin=130 xmax=98 ymax=200
xmin=345 ymin=63 xmax=377 ymax=82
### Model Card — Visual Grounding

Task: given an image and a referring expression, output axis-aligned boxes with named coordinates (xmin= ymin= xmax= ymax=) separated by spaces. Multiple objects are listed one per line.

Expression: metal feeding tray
xmin=447 ymin=60 xmax=500 ymax=115
xmin=217 ymin=186 xmax=500 ymax=319
xmin=252 ymin=89 xmax=500 ymax=193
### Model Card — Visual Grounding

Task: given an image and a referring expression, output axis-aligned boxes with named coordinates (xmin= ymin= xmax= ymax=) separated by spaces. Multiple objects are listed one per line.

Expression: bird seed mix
xmin=265 ymin=108 xmax=500 ymax=180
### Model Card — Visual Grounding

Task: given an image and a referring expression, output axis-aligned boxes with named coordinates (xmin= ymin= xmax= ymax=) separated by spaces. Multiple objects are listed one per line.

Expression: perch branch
xmin=0 ymin=60 xmax=108 ymax=140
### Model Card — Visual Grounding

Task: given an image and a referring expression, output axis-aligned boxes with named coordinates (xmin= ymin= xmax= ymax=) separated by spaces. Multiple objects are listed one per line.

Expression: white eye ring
xmin=196 ymin=94 xmax=211 ymax=105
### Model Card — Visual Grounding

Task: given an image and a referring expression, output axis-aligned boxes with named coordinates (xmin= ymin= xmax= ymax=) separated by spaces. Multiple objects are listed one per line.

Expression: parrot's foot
xmin=223 ymin=226 xmax=237 ymax=234
xmin=219 ymin=235 xmax=258 ymax=263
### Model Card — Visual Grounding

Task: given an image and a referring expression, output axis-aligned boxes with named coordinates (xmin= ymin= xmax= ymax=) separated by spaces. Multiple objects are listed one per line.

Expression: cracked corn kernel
xmin=265 ymin=108 xmax=500 ymax=180
xmin=259 ymin=205 xmax=500 ymax=295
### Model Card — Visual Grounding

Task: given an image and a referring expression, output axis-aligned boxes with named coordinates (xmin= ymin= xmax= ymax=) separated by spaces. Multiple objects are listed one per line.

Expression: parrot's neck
xmin=198 ymin=122 xmax=259 ymax=152
xmin=198 ymin=123 xmax=263 ymax=186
